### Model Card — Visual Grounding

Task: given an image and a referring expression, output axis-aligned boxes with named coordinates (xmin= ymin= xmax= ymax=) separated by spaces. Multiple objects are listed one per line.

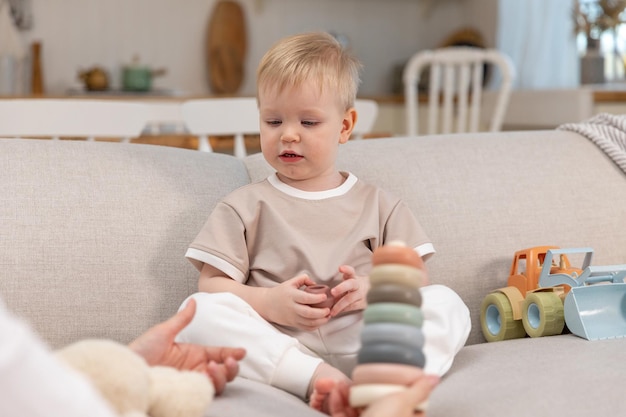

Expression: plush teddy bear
xmin=55 ymin=339 xmax=215 ymax=417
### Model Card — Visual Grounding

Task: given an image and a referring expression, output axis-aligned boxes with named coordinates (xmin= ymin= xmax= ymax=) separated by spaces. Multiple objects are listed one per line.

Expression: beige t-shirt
xmin=186 ymin=172 xmax=433 ymax=289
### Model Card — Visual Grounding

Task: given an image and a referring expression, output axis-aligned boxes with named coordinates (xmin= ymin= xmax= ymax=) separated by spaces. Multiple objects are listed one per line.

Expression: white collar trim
xmin=267 ymin=172 xmax=357 ymax=200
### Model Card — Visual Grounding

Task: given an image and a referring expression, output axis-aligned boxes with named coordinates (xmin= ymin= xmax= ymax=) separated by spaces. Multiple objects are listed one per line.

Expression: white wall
xmin=17 ymin=0 xmax=496 ymax=96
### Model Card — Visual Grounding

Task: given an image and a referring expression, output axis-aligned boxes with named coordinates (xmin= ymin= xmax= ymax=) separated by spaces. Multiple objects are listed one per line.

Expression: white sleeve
xmin=420 ymin=284 xmax=471 ymax=376
xmin=0 ymin=301 xmax=118 ymax=417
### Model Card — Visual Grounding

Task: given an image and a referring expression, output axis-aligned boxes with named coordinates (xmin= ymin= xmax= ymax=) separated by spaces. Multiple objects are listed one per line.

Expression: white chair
xmin=0 ymin=99 xmax=152 ymax=142
xmin=403 ymin=46 xmax=515 ymax=136
xmin=352 ymin=99 xmax=379 ymax=140
xmin=181 ymin=97 xmax=259 ymax=158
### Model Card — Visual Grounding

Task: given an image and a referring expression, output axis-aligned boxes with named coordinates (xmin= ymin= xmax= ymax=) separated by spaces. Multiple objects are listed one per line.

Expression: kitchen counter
xmin=5 ymin=85 xmax=626 ymax=141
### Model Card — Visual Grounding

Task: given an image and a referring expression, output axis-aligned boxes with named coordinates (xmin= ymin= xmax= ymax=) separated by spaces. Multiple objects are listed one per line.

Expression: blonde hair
xmin=256 ymin=32 xmax=362 ymax=110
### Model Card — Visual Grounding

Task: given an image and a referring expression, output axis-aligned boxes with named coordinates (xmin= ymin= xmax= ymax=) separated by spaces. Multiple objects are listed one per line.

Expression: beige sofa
xmin=2 ymin=130 xmax=626 ymax=417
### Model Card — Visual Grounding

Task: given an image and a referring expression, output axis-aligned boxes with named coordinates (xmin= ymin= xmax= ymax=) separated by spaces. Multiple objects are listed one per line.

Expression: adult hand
xmin=327 ymin=375 xmax=440 ymax=417
xmin=262 ymin=274 xmax=332 ymax=331
xmin=360 ymin=375 xmax=439 ymax=417
xmin=128 ymin=298 xmax=246 ymax=394
xmin=330 ymin=265 xmax=370 ymax=317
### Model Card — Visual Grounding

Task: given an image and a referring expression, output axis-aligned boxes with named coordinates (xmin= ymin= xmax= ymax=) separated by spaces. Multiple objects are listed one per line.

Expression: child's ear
xmin=339 ymin=107 xmax=357 ymax=144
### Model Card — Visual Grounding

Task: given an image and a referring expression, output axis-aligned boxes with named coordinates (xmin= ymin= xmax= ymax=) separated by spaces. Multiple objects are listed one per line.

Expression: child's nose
xmin=280 ymin=126 xmax=300 ymax=143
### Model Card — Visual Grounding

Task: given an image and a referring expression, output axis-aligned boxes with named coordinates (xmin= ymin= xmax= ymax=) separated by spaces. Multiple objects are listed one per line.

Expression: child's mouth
xmin=280 ymin=152 xmax=303 ymax=162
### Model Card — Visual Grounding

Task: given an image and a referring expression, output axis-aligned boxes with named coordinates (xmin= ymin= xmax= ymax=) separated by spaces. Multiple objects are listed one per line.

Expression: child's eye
xmin=266 ymin=120 xmax=282 ymax=126
xmin=302 ymin=120 xmax=319 ymax=126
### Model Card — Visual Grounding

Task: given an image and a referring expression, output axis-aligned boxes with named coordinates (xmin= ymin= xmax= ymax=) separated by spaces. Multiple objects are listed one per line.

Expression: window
xmin=497 ymin=0 xmax=579 ymax=89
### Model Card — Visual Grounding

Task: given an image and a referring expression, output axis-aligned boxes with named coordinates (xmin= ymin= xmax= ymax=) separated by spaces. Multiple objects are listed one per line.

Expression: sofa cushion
xmin=429 ymin=334 xmax=626 ymax=417
xmin=0 ymin=139 xmax=250 ymax=348
xmin=207 ymin=377 xmax=324 ymax=417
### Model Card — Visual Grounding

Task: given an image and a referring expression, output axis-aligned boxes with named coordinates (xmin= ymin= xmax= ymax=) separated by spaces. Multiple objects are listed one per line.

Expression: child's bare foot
xmin=308 ymin=363 xmax=351 ymax=414
xmin=310 ymin=378 xmax=336 ymax=413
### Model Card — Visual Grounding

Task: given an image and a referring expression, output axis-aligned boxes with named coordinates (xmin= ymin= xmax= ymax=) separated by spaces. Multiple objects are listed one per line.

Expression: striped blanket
xmin=558 ymin=113 xmax=626 ymax=174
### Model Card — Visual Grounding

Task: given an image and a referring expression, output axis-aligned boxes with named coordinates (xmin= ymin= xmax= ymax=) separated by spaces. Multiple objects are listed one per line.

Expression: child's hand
xmin=264 ymin=274 xmax=332 ymax=331
xmin=329 ymin=265 xmax=370 ymax=317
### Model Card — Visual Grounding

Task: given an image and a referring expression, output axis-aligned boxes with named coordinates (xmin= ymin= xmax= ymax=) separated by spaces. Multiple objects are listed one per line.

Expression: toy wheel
xmin=480 ymin=292 xmax=525 ymax=342
xmin=522 ymin=292 xmax=564 ymax=337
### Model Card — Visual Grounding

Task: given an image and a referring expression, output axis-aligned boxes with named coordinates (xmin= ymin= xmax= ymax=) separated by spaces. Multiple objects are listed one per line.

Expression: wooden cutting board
xmin=206 ymin=0 xmax=247 ymax=94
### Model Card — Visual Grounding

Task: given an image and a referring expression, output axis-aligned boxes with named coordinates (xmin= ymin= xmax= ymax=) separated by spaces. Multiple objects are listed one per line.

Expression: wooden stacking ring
xmin=303 ymin=284 xmax=334 ymax=308
xmin=349 ymin=383 xmax=405 ymax=408
xmin=367 ymin=283 xmax=422 ymax=307
xmin=349 ymin=383 xmax=429 ymax=411
xmin=351 ymin=363 xmax=424 ymax=386
xmin=372 ymin=243 xmax=424 ymax=269
xmin=357 ymin=342 xmax=426 ymax=367
xmin=369 ymin=264 xmax=424 ymax=289
xmin=363 ymin=302 xmax=423 ymax=327
xmin=360 ymin=322 xmax=425 ymax=350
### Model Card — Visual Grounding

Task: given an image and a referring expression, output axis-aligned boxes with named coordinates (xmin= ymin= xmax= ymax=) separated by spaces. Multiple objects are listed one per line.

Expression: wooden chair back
xmin=403 ymin=47 xmax=515 ymax=136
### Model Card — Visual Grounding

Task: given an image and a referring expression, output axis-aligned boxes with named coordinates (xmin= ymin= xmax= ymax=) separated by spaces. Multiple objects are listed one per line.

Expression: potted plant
xmin=574 ymin=0 xmax=626 ymax=83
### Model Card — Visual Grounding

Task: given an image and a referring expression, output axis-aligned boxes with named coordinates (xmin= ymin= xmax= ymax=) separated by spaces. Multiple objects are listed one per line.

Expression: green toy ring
xmin=363 ymin=302 xmax=423 ymax=327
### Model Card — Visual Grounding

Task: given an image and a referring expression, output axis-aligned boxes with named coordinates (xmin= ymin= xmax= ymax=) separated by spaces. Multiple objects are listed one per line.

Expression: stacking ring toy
xmin=351 ymin=363 xmax=424 ymax=386
xmin=363 ymin=302 xmax=423 ymax=327
xmin=360 ymin=322 xmax=425 ymax=350
xmin=372 ymin=242 xmax=424 ymax=269
xmin=349 ymin=240 xmax=428 ymax=412
xmin=357 ymin=342 xmax=426 ymax=367
xmin=349 ymin=383 xmax=429 ymax=411
xmin=303 ymin=284 xmax=334 ymax=308
xmin=369 ymin=264 xmax=424 ymax=289
xmin=348 ymin=383 xmax=405 ymax=408
xmin=367 ymin=283 xmax=422 ymax=306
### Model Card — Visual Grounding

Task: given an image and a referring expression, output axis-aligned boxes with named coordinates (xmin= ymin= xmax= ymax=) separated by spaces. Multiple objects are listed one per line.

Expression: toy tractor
xmin=480 ymin=246 xmax=626 ymax=342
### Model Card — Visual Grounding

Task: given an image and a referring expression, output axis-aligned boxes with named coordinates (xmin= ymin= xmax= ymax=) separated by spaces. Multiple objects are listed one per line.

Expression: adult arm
xmin=0 ymin=301 xmax=118 ymax=417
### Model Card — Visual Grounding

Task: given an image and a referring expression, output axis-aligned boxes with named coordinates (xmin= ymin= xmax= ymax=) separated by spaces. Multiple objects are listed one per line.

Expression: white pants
xmin=176 ymin=292 xmax=324 ymax=399
xmin=176 ymin=285 xmax=470 ymax=400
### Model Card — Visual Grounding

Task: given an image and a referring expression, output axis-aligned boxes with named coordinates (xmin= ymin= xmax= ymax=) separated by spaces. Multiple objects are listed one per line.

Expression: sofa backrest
xmin=3 ymin=130 xmax=626 ymax=349
xmin=247 ymin=131 xmax=626 ymax=344
xmin=0 ymin=139 xmax=250 ymax=348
